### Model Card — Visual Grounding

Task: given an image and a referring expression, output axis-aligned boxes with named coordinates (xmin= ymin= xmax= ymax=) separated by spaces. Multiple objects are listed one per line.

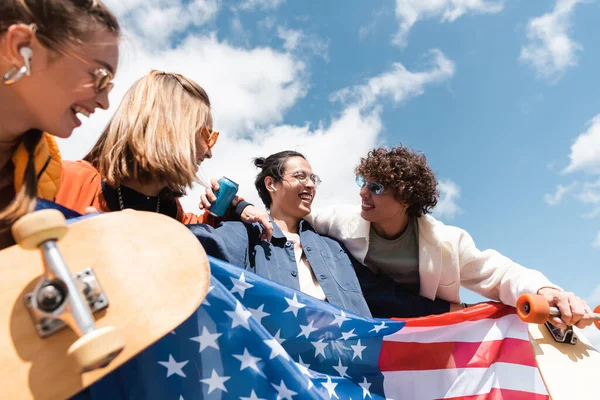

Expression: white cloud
xmin=277 ymin=27 xmax=330 ymax=62
xmin=331 ymin=49 xmax=455 ymax=110
xmin=432 ymin=179 xmax=463 ymax=220
xmin=564 ymin=114 xmax=600 ymax=175
xmin=593 ymin=232 xmax=600 ymax=248
xmin=544 ymin=182 xmax=577 ymax=206
xmin=392 ymin=0 xmax=503 ymax=47
xmin=238 ymin=0 xmax=284 ymax=11
xmin=181 ymin=50 xmax=456 ymax=214
xmin=104 ymin=0 xmax=220 ymax=47
xmin=520 ymin=0 xmax=584 ymax=82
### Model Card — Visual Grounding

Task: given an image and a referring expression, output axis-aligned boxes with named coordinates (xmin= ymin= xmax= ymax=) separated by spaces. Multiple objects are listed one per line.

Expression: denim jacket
xmin=189 ymin=219 xmax=451 ymax=318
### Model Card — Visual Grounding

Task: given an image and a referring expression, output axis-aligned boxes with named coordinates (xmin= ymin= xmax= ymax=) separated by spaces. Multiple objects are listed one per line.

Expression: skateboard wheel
xmin=11 ymin=209 xmax=68 ymax=250
xmin=67 ymin=326 xmax=125 ymax=373
xmin=594 ymin=305 xmax=600 ymax=330
xmin=517 ymin=293 xmax=550 ymax=324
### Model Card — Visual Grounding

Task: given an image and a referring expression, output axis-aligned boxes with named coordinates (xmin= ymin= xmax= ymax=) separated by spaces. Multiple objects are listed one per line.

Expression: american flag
xmin=71 ymin=256 xmax=549 ymax=400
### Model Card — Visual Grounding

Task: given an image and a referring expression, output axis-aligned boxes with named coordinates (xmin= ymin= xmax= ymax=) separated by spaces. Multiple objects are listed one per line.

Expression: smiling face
xmin=11 ymin=29 xmax=119 ymax=138
xmin=359 ymin=176 xmax=407 ymax=225
xmin=267 ymin=156 xmax=317 ymax=220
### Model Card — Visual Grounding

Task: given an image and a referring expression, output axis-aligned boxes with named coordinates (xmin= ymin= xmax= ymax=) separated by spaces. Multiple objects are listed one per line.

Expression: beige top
xmin=283 ymin=231 xmax=327 ymax=301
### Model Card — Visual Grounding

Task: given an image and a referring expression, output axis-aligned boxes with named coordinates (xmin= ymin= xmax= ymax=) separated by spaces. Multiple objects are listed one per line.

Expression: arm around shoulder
xmin=187 ymin=221 xmax=251 ymax=269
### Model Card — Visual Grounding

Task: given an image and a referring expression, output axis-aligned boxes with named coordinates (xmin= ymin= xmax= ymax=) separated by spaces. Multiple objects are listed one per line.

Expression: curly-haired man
xmin=307 ymin=145 xmax=594 ymax=330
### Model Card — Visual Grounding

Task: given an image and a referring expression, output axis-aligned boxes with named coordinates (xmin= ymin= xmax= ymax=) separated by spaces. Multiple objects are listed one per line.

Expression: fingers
xmin=84 ymin=206 xmax=100 ymax=215
xmin=199 ymin=194 xmax=212 ymax=210
xmin=549 ymin=316 xmax=567 ymax=330
xmin=210 ymin=178 xmax=219 ymax=191
xmin=554 ymin=292 xmax=574 ymax=326
xmin=240 ymin=206 xmax=273 ymax=242
xmin=256 ymin=215 xmax=274 ymax=242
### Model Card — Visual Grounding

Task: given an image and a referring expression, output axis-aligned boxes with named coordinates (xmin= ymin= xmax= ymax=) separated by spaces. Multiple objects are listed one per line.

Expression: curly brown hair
xmin=355 ymin=146 xmax=438 ymax=217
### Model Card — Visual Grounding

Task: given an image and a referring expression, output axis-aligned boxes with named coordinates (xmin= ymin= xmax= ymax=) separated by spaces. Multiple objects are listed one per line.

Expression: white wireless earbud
xmin=20 ymin=47 xmax=32 ymax=76
xmin=270 ymin=184 xmax=277 ymax=192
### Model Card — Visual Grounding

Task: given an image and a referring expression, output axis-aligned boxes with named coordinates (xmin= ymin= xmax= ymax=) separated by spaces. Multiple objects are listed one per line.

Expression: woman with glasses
xmin=0 ymin=0 xmax=119 ymax=249
xmin=308 ymin=146 xmax=595 ymax=329
xmin=189 ymin=150 xmax=454 ymax=317
xmin=55 ymin=70 xmax=244 ymax=224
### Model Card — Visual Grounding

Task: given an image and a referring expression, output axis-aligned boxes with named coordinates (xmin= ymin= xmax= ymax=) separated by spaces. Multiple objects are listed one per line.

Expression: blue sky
xmin=59 ymin=0 xmax=600 ymax=339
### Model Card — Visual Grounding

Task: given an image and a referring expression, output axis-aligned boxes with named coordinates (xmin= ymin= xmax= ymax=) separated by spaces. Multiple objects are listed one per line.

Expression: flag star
xmin=179 ymin=397 xmax=184 ymax=400
xmin=232 ymin=348 xmax=262 ymax=373
xmin=249 ymin=303 xmax=270 ymax=324
xmin=272 ymin=329 xmax=286 ymax=345
xmin=170 ymin=330 xmax=176 ymax=335
xmin=332 ymin=358 xmax=349 ymax=378
xmin=295 ymin=355 xmax=314 ymax=389
xmin=200 ymin=369 xmax=230 ymax=394
xmin=202 ymin=285 xmax=215 ymax=306
xmin=341 ymin=328 xmax=357 ymax=340
xmin=190 ymin=327 xmax=221 ymax=352
xmin=230 ymin=272 xmax=254 ymax=298
xmin=351 ymin=339 xmax=367 ymax=360
xmin=283 ymin=293 xmax=306 ymax=317
xmin=359 ymin=377 xmax=373 ymax=399
xmin=311 ymin=338 xmax=328 ymax=358
xmin=157 ymin=354 xmax=188 ymax=378
xmin=241 ymin=390 xmax=267 ymax=400
xmin=369 ymin=321 xmax=387 ymax=334
xmin=272 ymin=380 xmax=297 ymax=400
xmin=225 ymin=301 xmax=253 ymax=330
xmin=297 ymin=319 xmax=318 ymax=339
xmin=321 ymin=376 xmax=339 ymax=399
xmin=264 ymin=337 xmax=290 ymax=360
xmin=330 ymin=310 xmax=350 ymax=327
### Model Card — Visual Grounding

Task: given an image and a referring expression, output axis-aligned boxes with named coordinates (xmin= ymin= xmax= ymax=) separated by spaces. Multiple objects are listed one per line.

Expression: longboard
xmin=0 ymin=209 xmax=210 ymax=400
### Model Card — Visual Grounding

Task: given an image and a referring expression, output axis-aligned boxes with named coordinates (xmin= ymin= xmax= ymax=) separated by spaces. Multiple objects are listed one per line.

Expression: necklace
xmin=117 ymin=185 xmax=160 ymax=213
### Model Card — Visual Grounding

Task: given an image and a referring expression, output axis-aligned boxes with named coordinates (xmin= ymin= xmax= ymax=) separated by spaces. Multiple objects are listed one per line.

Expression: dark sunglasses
xmin=355 ymin=175 xmax=384 ymax=195
xmin=93 ymin=68 xmax=114 ymax=93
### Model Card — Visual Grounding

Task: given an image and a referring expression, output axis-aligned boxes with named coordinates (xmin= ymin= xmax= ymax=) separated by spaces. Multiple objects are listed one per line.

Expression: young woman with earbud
xmin=0 ymin=0 xmax=120 ymax=249
xmin=189 ymin=150 xmax=454 ymax=318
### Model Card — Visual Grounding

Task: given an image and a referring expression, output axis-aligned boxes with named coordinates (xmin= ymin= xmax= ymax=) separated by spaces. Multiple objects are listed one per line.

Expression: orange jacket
xmin=55 ymin=160 xmax=218 ymax=225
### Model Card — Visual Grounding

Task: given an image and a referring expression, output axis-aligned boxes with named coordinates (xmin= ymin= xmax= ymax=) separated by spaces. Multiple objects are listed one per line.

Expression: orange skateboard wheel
xmin=517 ymin=293 xmax=550 ymax=324
xmin=594 ymin=305 xmax=600 ymax=330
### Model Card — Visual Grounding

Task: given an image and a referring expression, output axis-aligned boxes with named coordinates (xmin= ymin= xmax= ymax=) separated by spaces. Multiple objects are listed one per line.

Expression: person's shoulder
xmin=62 ymin=160 xmax=100 ymax=180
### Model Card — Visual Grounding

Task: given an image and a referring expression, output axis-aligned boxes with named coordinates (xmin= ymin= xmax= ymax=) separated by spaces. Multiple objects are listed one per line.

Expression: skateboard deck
xmin=0 ymin=210 xmax=210 ymax=400
xmin=528 ymin=324 xmax=600 ymax=400
xmin=517 ymin=293 xmax=600 ymax=400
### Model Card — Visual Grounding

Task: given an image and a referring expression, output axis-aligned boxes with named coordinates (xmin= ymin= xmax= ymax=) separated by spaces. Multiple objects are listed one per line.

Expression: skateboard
xmin=0 ymin=209 xmax=210 ymax=400
xmin=516 ymin=293 xmax=600 ymax=400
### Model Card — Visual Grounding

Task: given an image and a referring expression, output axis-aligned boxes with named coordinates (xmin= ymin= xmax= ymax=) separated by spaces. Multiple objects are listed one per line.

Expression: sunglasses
xmin=356 ymin=175 xmax=385 ymax=195
xmin=93 ymin=68 xmax=114 ymax=93
xmin=201 ymin=127 xmax=220 ymax=149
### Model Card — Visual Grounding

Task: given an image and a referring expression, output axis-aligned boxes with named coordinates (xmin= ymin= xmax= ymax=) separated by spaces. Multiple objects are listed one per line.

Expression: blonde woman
xmin=56 ymin=70 xmax=268 ymax=228
xmin=0 ymin=0 xmax=120 ymax=249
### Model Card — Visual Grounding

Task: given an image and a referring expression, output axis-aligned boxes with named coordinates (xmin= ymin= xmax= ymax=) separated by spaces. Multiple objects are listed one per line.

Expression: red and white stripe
xmin=380 ymin=303 xmax=549 ymax=400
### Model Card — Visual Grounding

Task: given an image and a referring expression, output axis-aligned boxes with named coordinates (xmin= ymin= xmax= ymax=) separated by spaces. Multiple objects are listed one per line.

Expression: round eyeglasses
xmin=285 ymin=171 xmax=322 ymax=187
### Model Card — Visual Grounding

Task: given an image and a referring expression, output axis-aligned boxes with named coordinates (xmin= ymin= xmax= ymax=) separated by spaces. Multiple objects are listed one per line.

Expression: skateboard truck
xmin=517 ymin=293 xmax=600 ymax=345
xmin=24 ymin=267 xmax=109 ymax=338
xmin=12 ymin=210 xmax=125 ymax=372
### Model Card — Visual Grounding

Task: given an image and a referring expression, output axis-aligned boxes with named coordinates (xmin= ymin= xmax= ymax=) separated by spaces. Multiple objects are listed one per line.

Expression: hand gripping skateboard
xmin=516 ymin=293 xmax=600 ymax=400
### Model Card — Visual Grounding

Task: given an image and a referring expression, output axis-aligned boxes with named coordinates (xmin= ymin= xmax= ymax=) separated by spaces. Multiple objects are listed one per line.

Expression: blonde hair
xmin=0 ymin=0 xmax=119 ymax=231
xmin=85 ymin=70 xmax=212 ymax=196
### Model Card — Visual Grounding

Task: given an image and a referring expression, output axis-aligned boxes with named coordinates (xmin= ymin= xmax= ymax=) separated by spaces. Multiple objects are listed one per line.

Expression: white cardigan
xmin=306 ymin=205 xmax=558 ymax=307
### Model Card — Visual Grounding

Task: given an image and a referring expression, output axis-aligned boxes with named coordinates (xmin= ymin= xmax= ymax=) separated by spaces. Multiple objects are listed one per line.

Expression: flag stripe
xmin=379 ymin=338 xmax=536 ymax=371
xmin=383 ymin=314 xmax=528 ymax=343
xmin=394 ymin=302 xmax=514 ymax=328
xmin=382 ymin=362 xmax=548 ymax=399
xmin=442 ymin=387 xmax=549 ymax=400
